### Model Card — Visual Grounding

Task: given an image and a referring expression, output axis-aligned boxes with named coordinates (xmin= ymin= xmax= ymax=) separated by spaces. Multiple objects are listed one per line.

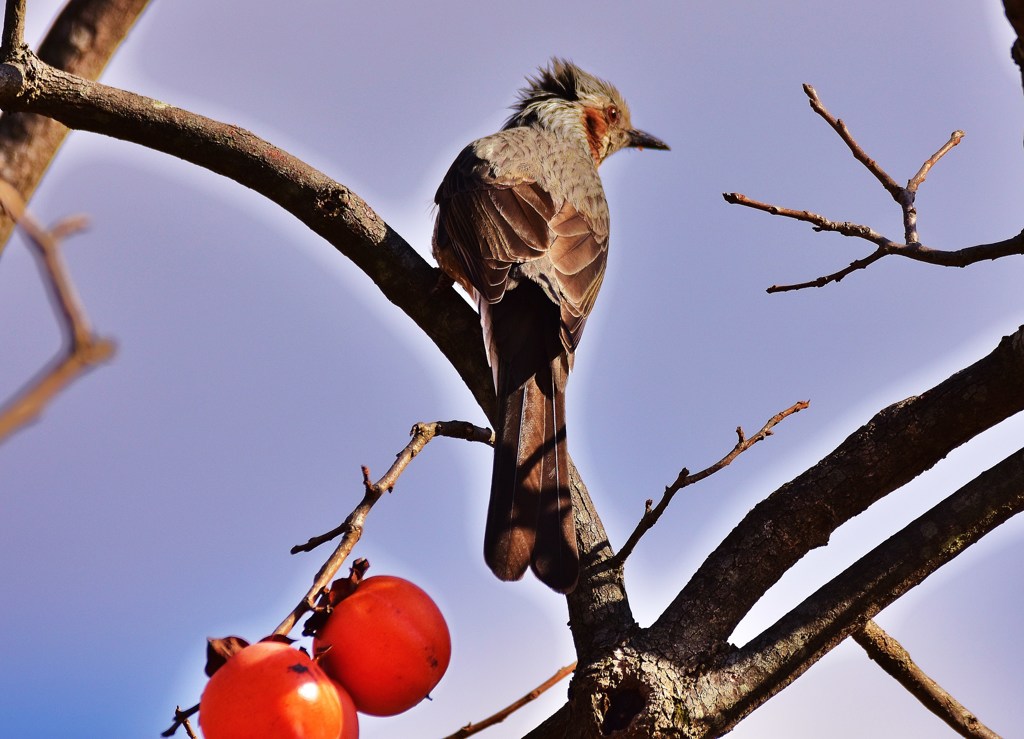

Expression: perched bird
xmin=433 ymin=59 xmax=668 ymax=592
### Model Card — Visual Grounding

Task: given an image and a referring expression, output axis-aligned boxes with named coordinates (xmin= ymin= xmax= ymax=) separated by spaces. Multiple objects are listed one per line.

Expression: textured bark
xmin=852 ymin=622 xmax=1001 ymax=739
xmin=712 ymin=443 xmax=1024 ymax=735
xmin=527 ymin=328 xmax=1024 ymax=738
xmin=0 ymin=0 xmax=150 ymax=255
xmin=653 ymin=326 xmax=1024 ymax=655
xmin=566 ymin=465 xmax=636 ymax=664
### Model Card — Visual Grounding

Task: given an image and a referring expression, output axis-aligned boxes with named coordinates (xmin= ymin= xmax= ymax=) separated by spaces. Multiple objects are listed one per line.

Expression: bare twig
xmin=445 ymin=662 xmax=577 ymax=739
xmin=610 ymin=400 xmax=809 ymax=568
xmin=723 ymin=193 xmax=894 ymax=246
xmin=0 ymin=181 xmax=114 ymax=444
xmin=161 ymin=704 xmax=199 ymax=738
xmin=907 ymin=130 xmax=965 ymax=193
xmin=853 ymin=620 xmax=1001 ymax=739
xmin=273 ymin=420 xmax=492 ymax=637
xmin=723 ymin=192 xmax=1022 ymax=293
xmin=802 ymin=83 xmax=902 ymax=199
xmin=726 ymin=87 xmax=998 ymax=291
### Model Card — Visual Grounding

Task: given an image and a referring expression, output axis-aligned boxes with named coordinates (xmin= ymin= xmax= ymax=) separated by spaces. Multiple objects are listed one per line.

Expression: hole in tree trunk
xmin=601 ymin=684 xmax=646 ymax=735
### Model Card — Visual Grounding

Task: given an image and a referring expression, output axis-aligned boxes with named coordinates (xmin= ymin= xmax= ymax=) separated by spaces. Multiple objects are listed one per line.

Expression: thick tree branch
xmin=853 ymin=621 xmax=1001 ymax=739
xmin=0 ymin=50 xmax=496 ymax=417
xmin=0 ymin=0 xmax=151 ymax=256
xmin=1006 ymin=0 xmax=1024 ymax=96
xmin=653 ymin=325 xmax=1024 ymax=657
xmin=566 ymin=462 xmax=636 ymax=662
xmin=709 ymin=445 xmax=1024 ymax=735
xmin=1 ymin=0 xmax=25 ymax=55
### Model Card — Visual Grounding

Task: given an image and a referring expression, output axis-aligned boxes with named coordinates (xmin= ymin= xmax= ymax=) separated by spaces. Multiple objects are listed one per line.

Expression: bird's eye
xmin=606 ymin=105 xmax=619 ymax=124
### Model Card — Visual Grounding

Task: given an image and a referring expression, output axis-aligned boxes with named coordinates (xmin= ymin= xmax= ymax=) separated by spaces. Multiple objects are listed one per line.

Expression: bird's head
xmin=504 ymin=58 xmax=669 ymax=165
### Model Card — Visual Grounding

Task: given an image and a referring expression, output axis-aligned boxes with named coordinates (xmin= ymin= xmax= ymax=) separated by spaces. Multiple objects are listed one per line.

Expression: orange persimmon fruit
xmin=313 ymin=575 xmax=451 ymax=716
xmin=199 ymin=640 xmax=358 ymax=738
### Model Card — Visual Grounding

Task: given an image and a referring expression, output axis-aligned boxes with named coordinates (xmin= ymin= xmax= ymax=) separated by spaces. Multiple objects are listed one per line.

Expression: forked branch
xmin=725 ymin=85 xmax=1022 ymax=292
xmin=0 ymin=181 xmax=114 ymax=443
xmin=274 ymin=420 xmax=492 ymax=637
xmin=162 ymin=420 xmax=492 ymax=737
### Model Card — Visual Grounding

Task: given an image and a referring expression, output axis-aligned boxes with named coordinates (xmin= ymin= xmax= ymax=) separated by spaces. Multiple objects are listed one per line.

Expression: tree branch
xmin=724 ymin=193 xmax=1023 ymax=292
xmin=652 ymin=325 xmax=1024 ymax=657
xmin=0 ymin=32 xmax=637 ymax=666
xmin=566 ymin=461 xmax=637 ymax=662
xmin=724 ymin=86 xmax=1014 ymax=292
xmin=1 ymin=0 xmax=25 ymax=55
xmin=853 ymin=621 xmax=1001 ymax=739
xmin=710 ymin=445 xmax=1024 ymax=734
xmin=609 ymin=400 xmax=808 ymax=569
xmin=445 ymin=662 xmax=577 ymax=739
xmin=0 ymin=180 xmax=114 ymax=443
xmin=0 ymin=0 xmax=151 ymax=256
xmin=1005 ymin=0 xmax=1024 ymax=97
xmin=801 ymin=83 xmax=903 ymax=200
xmin=273 ymin=420 xmax=492 ymax=637
xmin=0 ymin=49 xmax=496 ymax=417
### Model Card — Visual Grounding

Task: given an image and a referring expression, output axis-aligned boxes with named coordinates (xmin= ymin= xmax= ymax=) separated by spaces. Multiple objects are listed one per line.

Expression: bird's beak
xmin=627 ymin=129 xmax=670 ymax=151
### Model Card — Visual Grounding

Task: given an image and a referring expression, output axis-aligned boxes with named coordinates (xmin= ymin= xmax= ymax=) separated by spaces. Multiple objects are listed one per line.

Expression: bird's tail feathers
xmin=484 ymin=354 xmax=578 ymax=593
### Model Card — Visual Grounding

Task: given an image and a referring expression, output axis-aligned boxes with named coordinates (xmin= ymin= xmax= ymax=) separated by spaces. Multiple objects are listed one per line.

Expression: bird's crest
xmin=504 ymin=58 xmax=625 ymax=130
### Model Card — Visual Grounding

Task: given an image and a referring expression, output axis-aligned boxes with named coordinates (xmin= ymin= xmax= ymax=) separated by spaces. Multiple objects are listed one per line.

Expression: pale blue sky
xmin=3 ymin=2 xmax=1023 ymax=737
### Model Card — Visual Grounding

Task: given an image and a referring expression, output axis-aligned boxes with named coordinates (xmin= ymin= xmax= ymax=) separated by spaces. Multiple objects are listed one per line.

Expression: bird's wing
xmin=434 ymin=136 xmax=608 ymax=353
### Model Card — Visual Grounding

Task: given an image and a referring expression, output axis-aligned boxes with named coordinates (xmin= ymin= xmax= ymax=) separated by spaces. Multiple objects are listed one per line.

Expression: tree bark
xmin=0 ymin=0 xmax=150 ymax=255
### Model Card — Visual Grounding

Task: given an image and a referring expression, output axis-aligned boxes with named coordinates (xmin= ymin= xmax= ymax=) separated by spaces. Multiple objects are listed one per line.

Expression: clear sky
xmin=3 ymin=1 xmax=1023 ymax=737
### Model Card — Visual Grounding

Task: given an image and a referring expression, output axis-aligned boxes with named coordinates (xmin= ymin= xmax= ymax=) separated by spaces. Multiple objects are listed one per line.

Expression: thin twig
xmin=162 ymin=420 xmax=492 ymax=733
xmin=902 ymin=129 xmax=964 ymax=244
xmin=726 ymin=87 xmax=987 ymax=291
xmin=273 ymin=420 xmax=492 ymax=637
xmin=0 ymin=181 xmax=114 ymax=444
xmin=853 ymin=620 xmax=1002 ymax=739
xmin=908 ymin=130 xmax=965 ymax=193
xmin=765 ymin=249 xmax=887 ymax=293
xmin=727 ymin=190 xmax=1024 ymax=290
xmin=723 ymin=193 xmax=894 ymax=246
xmin=161 ymin=704 xmax=199 ymax=738
xmin=802 ymin=83 xmax=902 ymax=199
xmin=444 ymin=662 xmax=577 ymax=739
xmin=610 ymin=401 xmax=809 ymax=568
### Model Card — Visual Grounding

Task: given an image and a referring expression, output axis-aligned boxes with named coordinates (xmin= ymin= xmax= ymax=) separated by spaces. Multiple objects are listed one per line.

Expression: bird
xmin=432 ymin=58 xmax=668 ymax=593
